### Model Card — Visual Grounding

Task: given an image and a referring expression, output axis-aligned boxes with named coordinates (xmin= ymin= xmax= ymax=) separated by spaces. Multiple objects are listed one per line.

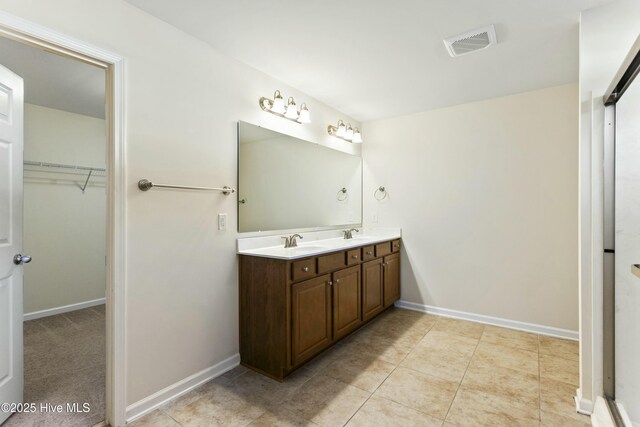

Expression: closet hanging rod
xmin=138 ymin=179 xmax=236 ymax=195
xmin=24 ymin=160 xmax=106 ymax=172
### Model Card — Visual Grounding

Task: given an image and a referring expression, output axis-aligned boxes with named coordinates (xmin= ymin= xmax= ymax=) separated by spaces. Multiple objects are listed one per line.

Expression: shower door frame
xmin=601 ymin=34 xmax=640 ymax=426
xmin=0 ymin=11 xmax=127 ymax=427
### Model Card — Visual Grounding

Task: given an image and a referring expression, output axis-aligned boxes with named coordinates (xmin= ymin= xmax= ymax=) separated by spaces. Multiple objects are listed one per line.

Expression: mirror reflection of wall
xmin=238 ymin=121 xmax=362 ymax=233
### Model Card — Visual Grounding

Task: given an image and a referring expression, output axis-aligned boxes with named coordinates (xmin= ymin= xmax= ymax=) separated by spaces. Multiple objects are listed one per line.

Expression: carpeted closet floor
xmin=4 ymin=305 xmax=105 ymax=427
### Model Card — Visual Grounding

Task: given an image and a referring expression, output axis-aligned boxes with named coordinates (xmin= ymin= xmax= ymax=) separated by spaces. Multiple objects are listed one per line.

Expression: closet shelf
xmin=24 ymin=160 xmax=106 ymax=173
xmin=24 ymin=160 xmax=106 ymax=193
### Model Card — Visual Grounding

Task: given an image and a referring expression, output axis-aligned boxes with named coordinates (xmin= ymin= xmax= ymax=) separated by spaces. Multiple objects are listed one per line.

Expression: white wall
xmin=0 ymin=0 xmax=360 ymax=407
xmin=23 ymin=103 xmax=106 ymax=314
xmin=578 ymin=0 xmax=640 ymax=413
xmin=362 ymin=84 xmax=579 ymax=331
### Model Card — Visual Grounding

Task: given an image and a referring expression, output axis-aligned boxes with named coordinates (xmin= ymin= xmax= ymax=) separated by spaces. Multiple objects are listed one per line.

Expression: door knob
xmin=13 ymin=254 xmax=32 ymax=265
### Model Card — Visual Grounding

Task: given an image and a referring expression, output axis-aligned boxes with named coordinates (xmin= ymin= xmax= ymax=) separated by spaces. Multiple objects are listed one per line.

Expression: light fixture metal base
xmin=259 ymin=96 xmax=302 ymax=124
xmin=328 ymin=124 xmax=361 ymax=143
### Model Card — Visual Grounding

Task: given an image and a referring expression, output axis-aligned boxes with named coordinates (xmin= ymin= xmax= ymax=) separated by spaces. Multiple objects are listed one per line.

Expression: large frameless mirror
xmin=237 ymin=121 xmax=362 ymax=232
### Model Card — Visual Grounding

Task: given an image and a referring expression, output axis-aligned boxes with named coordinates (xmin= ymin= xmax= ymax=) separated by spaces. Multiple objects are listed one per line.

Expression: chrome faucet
xmin=342 ymin=228 xmax=360 ymax=239
xmin=282 ymin=234 xmax=303 ymax=248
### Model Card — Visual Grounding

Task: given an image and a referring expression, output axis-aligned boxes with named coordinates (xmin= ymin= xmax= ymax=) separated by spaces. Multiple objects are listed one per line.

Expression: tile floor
xmin=131 ymin=308 xmax=589 ymax=427
xmin=4 ymin=306 xmax=105 ymax=427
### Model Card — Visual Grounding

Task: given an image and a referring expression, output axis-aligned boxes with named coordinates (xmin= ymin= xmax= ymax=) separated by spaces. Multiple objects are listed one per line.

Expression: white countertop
xmin=237 ymin=227 xmax=401 ymax=260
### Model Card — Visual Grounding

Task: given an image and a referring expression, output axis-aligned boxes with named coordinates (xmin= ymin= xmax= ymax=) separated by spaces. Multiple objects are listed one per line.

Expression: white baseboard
xmin=617 ymin=402 xmax=635 ymax=427
xmin=395 ymin=300 xmax=579 ymax=340
xmin=126 ymin=353 xmax=240 ymax=423
xmin=591 ymin=396 xmax=615 ymax=427
xmin=576 ymin=388 xmax=594 ymax=414
xmin=24 ymin=297 xmax=106 ymax=321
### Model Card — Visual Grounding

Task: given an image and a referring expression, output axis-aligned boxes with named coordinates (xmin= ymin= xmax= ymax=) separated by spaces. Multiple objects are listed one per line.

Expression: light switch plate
xmin=218 ymin=213 xmax=227 ymax=231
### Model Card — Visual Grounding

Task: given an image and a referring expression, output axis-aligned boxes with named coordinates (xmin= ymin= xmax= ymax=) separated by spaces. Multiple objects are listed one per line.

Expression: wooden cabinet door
xmin=332 ymin=265 xmax=362 ymax=340
xmin=292 ymin=274 xmax=332 ymax=365
xmin=383 ymin=253 xmax=400 ymax=307
xmin=362 ymin=259 xmax=384 ymax=321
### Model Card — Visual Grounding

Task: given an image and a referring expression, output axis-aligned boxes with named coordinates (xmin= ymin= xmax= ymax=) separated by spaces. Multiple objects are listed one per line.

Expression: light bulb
xmin=336 ymin=120 xmax=346 ymax=137
xmin=352 ymin=129 xmax=363 ymax=143
xmin=285 ymin=97 xmax=299 ymax=119
xmin=298 ymin=104 xmax=310 ymax=123
xmin=345 ymin=124 xmax=354 ymax=140
xmin=272 ymin=90 xmax=285 ymax=114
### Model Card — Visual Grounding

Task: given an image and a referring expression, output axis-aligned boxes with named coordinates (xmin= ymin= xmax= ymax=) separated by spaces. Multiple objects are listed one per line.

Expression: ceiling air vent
xmin=444 ymin=25 xmax=497 ymax=57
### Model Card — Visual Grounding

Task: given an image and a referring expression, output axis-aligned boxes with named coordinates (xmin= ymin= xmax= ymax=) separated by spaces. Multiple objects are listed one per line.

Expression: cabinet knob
xmin=328 ymin=281 xmax=333 ymax=286
xmin=394 ymin=244 xmax=399 ymax=248
xmin=367 ymin=251 xmax=373 ymax=255
xmin=302 ymin=266 xmax=309 ymax=272
xmin=352 ymin=255 xmax=359 ymax=259
xmin=335 ymin=279 xmax=340 ymax=283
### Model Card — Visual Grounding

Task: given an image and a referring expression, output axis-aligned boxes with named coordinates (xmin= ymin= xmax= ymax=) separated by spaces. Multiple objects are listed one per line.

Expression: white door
xmin=0 ymin=64 xmax=24 ymax=425
xmin=615 ymin=74 xmax=640 ymax=423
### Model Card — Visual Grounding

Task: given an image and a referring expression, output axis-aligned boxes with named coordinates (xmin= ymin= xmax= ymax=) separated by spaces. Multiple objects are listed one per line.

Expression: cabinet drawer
xmin=346 ymin=249 xmax=361 ymax=265
xmin=362 ymin=246 xmax=375 ymax=261
xmin=317 ymin=252 xmax=346 ymax=274
xmin=375 ymin=242 xmax=392 ymax=257
xmin=391 ymin=240 xmax=401 ymax=253
xmin=292 ymin=258 xmax=316 ymax=282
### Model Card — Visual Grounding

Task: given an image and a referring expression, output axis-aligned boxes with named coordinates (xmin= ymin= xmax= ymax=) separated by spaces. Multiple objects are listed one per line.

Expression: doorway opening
xmin=0 ymin=35 xmax=107 ymax=426
xmin=0 ymin=14 xmax=126 ymax=427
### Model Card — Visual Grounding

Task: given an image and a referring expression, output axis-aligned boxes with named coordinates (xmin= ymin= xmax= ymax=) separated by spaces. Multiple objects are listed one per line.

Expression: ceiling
xmin=0 ymin=37 xmax=105 ymax=119
xmin=126 ymin=0 xmax=613 ymax=121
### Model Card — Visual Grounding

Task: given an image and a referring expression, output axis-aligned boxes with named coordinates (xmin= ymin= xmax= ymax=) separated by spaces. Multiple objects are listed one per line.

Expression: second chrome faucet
xmin=282 ymin=234 xmax=303 ymax=248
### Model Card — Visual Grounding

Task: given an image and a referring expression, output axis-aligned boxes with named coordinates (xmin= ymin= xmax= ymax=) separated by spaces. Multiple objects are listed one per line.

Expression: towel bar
xmin=138 ymin=179 xmax=235 ymax=195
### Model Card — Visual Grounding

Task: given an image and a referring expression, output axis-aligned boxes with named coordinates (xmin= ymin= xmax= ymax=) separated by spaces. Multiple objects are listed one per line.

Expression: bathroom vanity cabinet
xmin=239 ymin=239 xmax=401 ymax=380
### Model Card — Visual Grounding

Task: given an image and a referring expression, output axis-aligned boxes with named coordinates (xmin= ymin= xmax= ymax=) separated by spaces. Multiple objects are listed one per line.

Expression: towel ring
xmin=337 ymin=187 xmax=348 ymax=201
xmin=374 ymin=186 xmax=388 ymax=201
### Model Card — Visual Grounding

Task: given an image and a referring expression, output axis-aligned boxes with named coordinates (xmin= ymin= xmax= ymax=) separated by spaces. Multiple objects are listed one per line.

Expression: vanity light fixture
xmin=298 ymin=103 xmax=311 ymax=123
xmin=259 ymin=90 xmax=310 ymax=124
xmin=284 ymin=97 xmax=298 ymax=119
xmin=271 ymin=90 xmax=285 ymax=114
xmin=345 ymin=124 xmax=354 ymax=140
xmin=352 ymin=130 xmax=363 ymax=143
xmin=328 ymin=120 xmax=363 ymax=143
